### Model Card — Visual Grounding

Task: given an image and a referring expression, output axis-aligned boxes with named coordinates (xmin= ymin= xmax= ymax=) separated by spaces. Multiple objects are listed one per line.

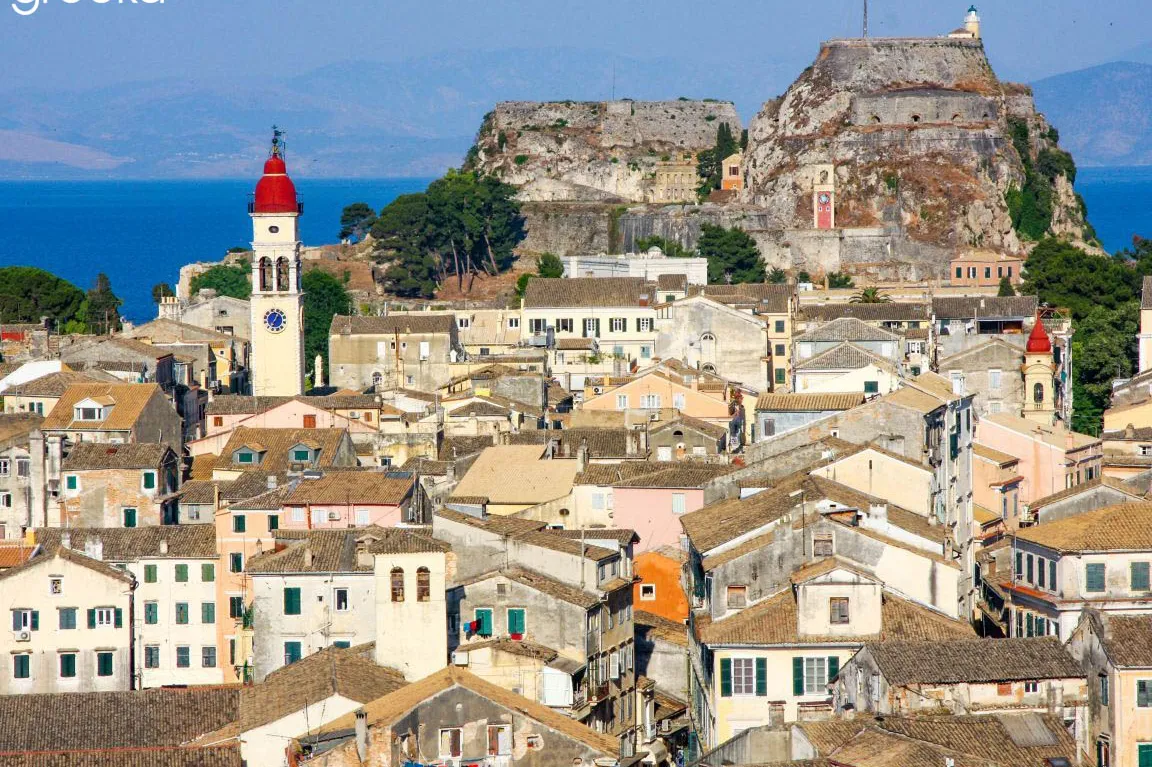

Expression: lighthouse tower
xmin=1022 ymin=318 xmax=1055 ymax=426
xmin=248 ymin=128 xmax=306 ymax=397
xmin=964 ymin=5 xmax=981 ymax=39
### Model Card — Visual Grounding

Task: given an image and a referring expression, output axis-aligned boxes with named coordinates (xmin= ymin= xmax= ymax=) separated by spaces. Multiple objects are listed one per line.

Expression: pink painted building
xmin=279 ymin=469 xmax=414 ymax=529
xmin=196 ymin=395 xmax=379 ymax=455
xmin=975 ymin=413 xmax=1102 ymax=505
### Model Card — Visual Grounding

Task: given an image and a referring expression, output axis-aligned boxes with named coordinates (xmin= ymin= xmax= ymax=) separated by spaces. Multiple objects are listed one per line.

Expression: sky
xmin=1 ymin=0 xmax=1148 ymax=94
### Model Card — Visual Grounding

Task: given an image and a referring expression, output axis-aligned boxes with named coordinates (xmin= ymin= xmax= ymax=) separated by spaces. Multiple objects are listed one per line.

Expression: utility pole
xmin=863 ymin=0 xmax=869 ymax=38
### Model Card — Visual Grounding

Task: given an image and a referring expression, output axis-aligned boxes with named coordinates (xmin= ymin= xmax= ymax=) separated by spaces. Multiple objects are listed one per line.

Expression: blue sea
xmin=0 ymin=168 xmax=1147 ymax=322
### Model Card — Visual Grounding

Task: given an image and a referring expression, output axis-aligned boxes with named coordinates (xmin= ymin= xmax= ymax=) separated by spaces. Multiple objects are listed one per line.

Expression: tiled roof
xmin=905 ymin=371 xmax=964 ymax=403
xmin=0 ymin=546 xmax=134 ymax=585
xmin=317 ymin=666 xmax=619 ymax=756
xmin=0 ymin=687 xmax=238 ymax=752
xmin=952 ymin=250 xmax=1024 ymax=264
xmin=283 ymin=470 xmax=413 ymax=506
xmin=694 ymin=283 xmax=792 ymax=313
xmin=226 ymin=484 xmax=293 ymax=511
xmin=204 ymin=395 xmax=291 ymax=415
xmin=0 ymin=543 xmax=35 ymax=569
xmin=460 ymin=566 xmax=604 ymax=608
xmin=794 ymin=342 xmax=895 ymax=372
xmin=755 ymin=392 xmax=864 ymax=412
xmin=523 ymin=277 xmax=653 ymax=308
xmin=177 ymin=479 xmax=223 ymax=505
xmin=1092 ymin=611 xmax=1152 ymax=667
xmin=450 ymin=445 xmax=578 ymax=505
xmin=239 ymin=645 xmax=406 ymax=732
xmin=61 ymin=442 xmax=173 ymax=471
xmin=657 ymin=274 xmax=688 ymax=292
xmin=635 ymin=611 xmax=689 ymax=647
xmin=40 ymin=383 xmax=164 ymax=432
xmin=0 ymin=745 xmax=241 ymax=767
xmin=329 ymin=314 xmax=456 ymax=335
xmin=548 ymin=528 xmax=639 ymax=546
xmin=1027 ymin=476 xmax=1144 ymax=510
xmin=445 ymin=398 xmax=513 ymax=418
xmin=452 ymin=637 xmax=573 ymax=669
xmin=576 ymin=461 xmax=732 ymax=489
xmin=798 ymin=302 xmax=931 ymax=323
xmin=863 ymin=637 xmax=1083 ymax=685
xmin=681 ymin=470 xmax=810 ymax=553
xmin=435 ymin=509 xmax=616 ymax=561
xmin=932 ymin=295 xmax=1038 ymax=320
xmin=400 ymin=457 xmax=452 ymax=475
xmin=5 ymin=371 xmax=115 ymax=398
xmin=650 ymin=413 xmax=728 ymax=440
xmin=1015 ymin=502 xmax=1152 ymax=552
xmin=438 ymin=434 xmax=496 ymax=460
xmin=699 ymin=588 xmax=975 ymax=645
xmin=972 ymin=443 xmax=1019 ymax=466
xmin=881 ymin=384 xmax=948 ymax=415
xmin=1102 ymin=425 xmax=1152 ymax=441
xmin=212 ymin=427 xmax=351 ymax=473
xmin=35 ymin=526 xmax=217 ymax=560
xmin=822 ymin=726 xmax=997 ymax=767
xmin=125 ymin=318 xmax=240 ymax=344
xmin=0 ymin=414 xmax=44 ymax=445
xmin=247 ymin=529 xmax=374 ymax=574
xmin=555 ymin=337 xmax=597 ymax=351
xmin=860 ymin=714 xmax=1077 ymax=766
xmin=793 ymin=317 xmax=901 ymax=343
xmin=506 ymin=427 xmax=642 ymax=458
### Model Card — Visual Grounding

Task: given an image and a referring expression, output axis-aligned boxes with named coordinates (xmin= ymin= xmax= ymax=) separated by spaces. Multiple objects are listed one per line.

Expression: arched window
xmin=700 ymin=333 xmax=717 ymax=362
xmin=870 ymin=115 xmax=881 ymax=124
xmin=701 ymin=363 xmax=717 ymax=374
xmin=910 ymin=114 xmax=921 ymax=124
xmin=259 ymin=258 xmax=273 ymax=292
xmin=417 ymin=567 xmax=431 ymax=602
xmin=390 ymin=567 xmax=404 ymax=602
xmin=276 ymin=257 xmax=290 ymax=292
xmin=1033 ymin=382 xmax=1044 ymax=404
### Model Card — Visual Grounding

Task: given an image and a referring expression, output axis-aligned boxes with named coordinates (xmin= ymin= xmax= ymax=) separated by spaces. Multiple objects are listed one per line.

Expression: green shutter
xmin=87 ymin=609 xmax=96 ymax=629
xmin=268 ymin=515 xmax=279 ymax=531
xmin=720 ymin=658 xmax=732 ymax=697
xmin=508 ymin=609 xmax=525 ymax=635
xmin=145 ymin=603 xmax=157 ymax=624
xmin=202 ymin=602 xmax=215 ymax=624
xmin=476 ymin=609 xmax=492 ymax=636
xmin=1086 ymin=563 xmax=1105 ymax=592
xmin=1139 ymin=744 xmax=1152 ymax=767
xmin=144 ymin=565 xmax=157 ymax=583
xmin=143 ymin=471 xmax=156 ymax=490
xmin=201 ymin=563 xmax=215 ymax=582
xmin=285 ymin=588 xmax=301 ymax=615
xmin=1133 ymin=562 xmax=1150 ymax=591
xmin=114 ymin=608 xmax=123 ymax=628
xmin=175 ymin=565 xmax=188 ymax=583
xmin=30 ymin=611 xmax=38 ymax=631
xmin=792 ymin=657 xmax=805 ymax=696
xmin=828 ymin=655 xmax=840 ymax=681
xmin=755 ymin=657 xmax=767 ymax=696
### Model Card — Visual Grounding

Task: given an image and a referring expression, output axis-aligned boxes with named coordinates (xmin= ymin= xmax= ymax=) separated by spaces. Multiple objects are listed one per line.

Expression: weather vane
xmin=270 ymin=125 xmax=286 ymax=158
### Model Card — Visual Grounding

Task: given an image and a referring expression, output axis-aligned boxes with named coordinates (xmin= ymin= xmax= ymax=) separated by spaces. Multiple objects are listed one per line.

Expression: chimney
xmin=61 ymin=532 xmax=71 ymax=550
xmin=1065 ymin=432 xmax=1076 ymax=450
xmin=266 ymin=474 xmax=278 ymax=490
xmin=355 ymin=709 xmax=369 ymax=762
xmin=626 ymin=431 xmax=636 ymax=456
xmin=577 ymin=437 xmax=589 ymax=473
xmin=869 ymin=504 xmax=887 ymax=523
xmin=314 ymin=354 xmax=326 ymax=389
xmin=303 ymin=546 xmax=313 ymax=568
xmin=1127 ymin=423 xmax=1136 ymax=440
xmin=159 ymin=539 xmax=169 ymax=555
xmin=84 ymin=537 xmax=103 ymax=561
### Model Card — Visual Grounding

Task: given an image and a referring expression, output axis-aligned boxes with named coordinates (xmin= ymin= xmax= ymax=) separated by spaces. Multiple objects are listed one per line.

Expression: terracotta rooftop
xmin=576 ymin=461 xmax=732 ymax=489
xmin=61 ymin=442 xmax=173 ymax=471
xmin=282 ymin=470 xmax=413 ymax=506
xmin=1026 ymin=476 xmax=1144 ymax=510
xmin=5 ymin=370 xmax=117 ymax=398
xmin=932 ymin=295 xmax=1038 ymax=319
xmin=972 ymin=442 xmax=1019 ymax=466
xmin=523 ymin=277 xmax=653 ymax=309
xmin=35 ymin=526 xmax=217 ymax=560
xmin=755 ymin=392 xmax=864 ymax=412
xmin=1089 ymin=610 xmax=1152 ymax=668
xmin=794 ymin=342 xmax=896 ymax=372
xmin=449 ymin=444 xmax=578 ymax=505
xmin=40 ymin=382 xmax=165 ymax=432
xmin=212 ymin=427 xmax=352 ymax=473
xmin=793 ymin=317 xmax=902 ymax=344
xmin=798 ymin=302 xmax=931 ymax=323
xmin=329 ymin=314 xmax=456 ymax=336
xmin=1015 ymin=502 xmax=1152 ymax=552
xmin=862 ymin=637 xmax=1083 ymax=685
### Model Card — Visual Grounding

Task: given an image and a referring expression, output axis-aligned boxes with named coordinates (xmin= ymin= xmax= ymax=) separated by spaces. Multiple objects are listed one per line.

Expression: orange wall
xmin=634 ymin=552 xmax=688 ymax=621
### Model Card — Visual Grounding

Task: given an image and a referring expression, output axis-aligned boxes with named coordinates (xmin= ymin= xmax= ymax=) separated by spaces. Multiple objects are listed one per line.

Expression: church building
xmin=248 ymin=129 xmax=306 ymax=397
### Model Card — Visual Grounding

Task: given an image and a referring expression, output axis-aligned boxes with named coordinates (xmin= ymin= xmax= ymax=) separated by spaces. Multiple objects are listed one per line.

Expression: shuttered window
xmin=507 ymin=608 xmax=526 ymax=636
xmin=1133 ymin=562 xmax=1150 ymax=592
xmin=284 ymin=588 xmax=301 ymax=615
xmin=1086 ymin=563 xmax=1106 ymax=593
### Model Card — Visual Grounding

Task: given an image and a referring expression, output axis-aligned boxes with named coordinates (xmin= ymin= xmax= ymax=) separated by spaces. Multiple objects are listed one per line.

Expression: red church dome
xmin=252 ymin=130 xmax=299 ymax=214
xmin=1026 ymin=319 xmax=1052 ymax=353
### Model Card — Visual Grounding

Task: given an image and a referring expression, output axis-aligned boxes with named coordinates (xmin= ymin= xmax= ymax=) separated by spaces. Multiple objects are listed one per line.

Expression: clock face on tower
xmin=818 ymin=193 xmax=830 ymax=204
xmin=263 ymin=308 xmax=287 ymax=333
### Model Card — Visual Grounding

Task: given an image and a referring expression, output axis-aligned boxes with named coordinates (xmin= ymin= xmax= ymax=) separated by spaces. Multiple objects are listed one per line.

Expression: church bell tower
xmin=1022 ymin=317 xmax=1055 ymax=426
xmin=249 ymin=127 xmax=305 ymax=397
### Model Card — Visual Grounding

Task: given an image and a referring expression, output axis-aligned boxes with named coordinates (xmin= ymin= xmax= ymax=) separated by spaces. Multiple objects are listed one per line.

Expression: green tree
xmin=515 ymin=273 xmax=533 ymax=300
xmin=0 ymin=267 xmax=85 ymax=327
xmin=697 ymin=224 xmax=765 ymax=284
xmin=1020 ymin=237 xmax=1138 ymax=320
xmin=849 ymin=287 xmax=891 ymax=304
xmin=634 ymin=236 xmax=693 ymax=258
xmin=797 ymin=271 xmax=812 ymax=284
xmin=696 ymin=122 xmax=739 ymax=198
xmin=536 ymin=252 xmax=564 ymax=278
xmin=1071 ymin=303 xmax=1138 ymax=434
xmin=151 ymin=283 xmax=175 ymax=304
xmin=767 ymin=268 xmax=787 ymax=284
xmin=85 ymin=273 xmax=122 ymax=335
xmin=338 ymin=202 xmax=378 ymax=242
xmin=189 ymin=264 xmax=251 ymax=300
xmin=302 ymin=270 xmax=351 ymax=378
xmin=827 ymin=272 xmax=855 ymax=289
xmin=997 ymin=276 xmax=1016 ymax=297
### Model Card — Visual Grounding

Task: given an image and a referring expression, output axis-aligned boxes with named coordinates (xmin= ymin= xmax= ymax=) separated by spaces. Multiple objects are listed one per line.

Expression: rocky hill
xmin=467 ymin=33 xmax=1091 ymax=281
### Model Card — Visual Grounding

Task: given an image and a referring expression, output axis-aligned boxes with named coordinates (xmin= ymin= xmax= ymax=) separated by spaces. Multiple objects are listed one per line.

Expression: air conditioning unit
xmin=649 ymin=412 xmax=660 ymax=421
xmin=592 ymin=386 xmax=604 ymax=394
xmin=348 ymin=411 xmax=360 ymax=419
xmin=13 ymin=631 xmax=30 ymax=642
xmin=452 ymin=651 xmax=469 ymax=667
xmin=327 ymin=511 xmax=341 ymax=521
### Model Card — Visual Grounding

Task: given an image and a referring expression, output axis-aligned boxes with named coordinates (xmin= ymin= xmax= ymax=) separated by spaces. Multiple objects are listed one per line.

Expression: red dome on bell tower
xmin=1026 ymin=317 xmax=1052 ymax=353
xmin=252 ymin=127 xmax=299 ymax=214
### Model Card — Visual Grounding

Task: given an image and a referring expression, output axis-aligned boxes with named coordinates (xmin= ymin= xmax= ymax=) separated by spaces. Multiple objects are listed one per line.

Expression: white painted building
xmin=560 ymin=247 xmax=709 ymax=286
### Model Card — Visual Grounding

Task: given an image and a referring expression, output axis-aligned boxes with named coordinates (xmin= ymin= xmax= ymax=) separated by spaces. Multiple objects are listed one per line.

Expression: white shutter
xmin=610 ymin=651 xmax=620 ymax=679
xmin=419 ymin=341 xmax=430 ymax=360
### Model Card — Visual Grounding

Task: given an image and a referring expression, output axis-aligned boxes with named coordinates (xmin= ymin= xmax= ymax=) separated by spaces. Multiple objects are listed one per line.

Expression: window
xmin=474 ymin=608 xmax=493 ymax=637
xmin=334 ymin=588 xmax=350 ymax=612
xmin=229 ymin=553 xmax=243 ymax=573
xmin=863 ymin=380 xmax=879 ymax=394
xmin=176 ymin=646 xmax=190 ymax=668
xmin=390 ymin=568 xmax=405 ymax=602
xmin=58 ymin=607 xmax=76 ymax=630
xmin=775 ymin=320 xmax=785 ymax=333
xmin=727 ymin=585 xmax=747 ymax=609
xmin=291 ymin=449 xmax=310 ymax=462
xmin=0 ymin=459 xmax=7 ymax=476
xmin=955 ymin=266 xmax=963 ymax=279
xmin=175 ymin=603 xmax=189 ymax=625
xmin=584 ymin=318 xmax=598 ymax=337
xmin=12 ymin=654 xmax=29 ymax=679
xmin=417 ymin=568 xmax=431 ymax=602
xmin=202 ymin=602 xmax=215 ymax=624
xmin=487 ymin=724 xmax=512 ymax=756
xmin=65 ymin=475 xmax=78 ymax=491
xmin=144 ymin=602 xmax=158 ymax=625
xmin=122 ymin=508 xmax=137 ymax=528
xmin=97 ymin=652 xmax=114 ymax=677
xmin=1086 ymin=563 xmax=1106 ymax=593
xmin=672 ymin=493 xmax=686 ymax=514
xmin=229 ymin=597 xmax=244 ymax=619
xmin=732 ymin=658 xmax=756 ymax=695
xmin=458 ymin=317 xmax=471 ymax=329
xmin=984 ymin=266 xmax=992 ymax=279
xmin=235 ymin=451 xmax=254 ymax=465
xmin=14 ymin=457 xmax=27 ymax=475
xmin=829 ymin=597 xmax=850 ymax=624
xmin=284 ymin=641 xmax=302 ymax=666
xmin=1026 ymin=554 xmax=1034 ymax=584
xmin=144 ymin=565 xmax=157 ymax=583
xmin=1100 ymin=674 xmax=1109 ymax=706
xmin=802 ymin=656 xmax=834 ymax=695
xmin=233 ymin=516 xmax=246 ymax=533
xmin=302 ymin=414 xmax=317 ymax=429
xmin=508 ymin=608 xmax=526 ymax=636
xmin=1038 ymin=557 xmax=1047 ymax=588
xmin=989 ymin=369 xmax=1002 ymax=390
xmin=268 ymin=514 xmax=279 ymax=531
xmin=1049 ymin=560 xmax=1056 ymax=591
xmin=557 ymin=318 xmax=573 ymax=333
xmin=202 ymin=646 xmax=217 ymax=668
xmin=814 ymin=535 xmax=834 ymax=557
xmin=610 ymin=318 xmax=626 ymax=333
xmin=142 ymin=471 xmax=156 ymax=490
xmin=638 ymin=317 xmax=653 ymax=332
xmin=144 ymin=646 xmax=160 ymax=669
xmin=1024 ymin=680 xmax=1040 ymax=693
xmin=355 ymin=509 xmax=370 ymax=526
xmin=58 ymin=652 xmax=77 ymax=678
xmin=1134 ymin=562 xmax=1150 ymax=592
xmin=292 ymin=508 xmax=305 ymax=523
xmin=93 ymin=607 xmax=115 ymax=627
xmin=508 ymin=317 xmax=520 ymax=329
xmin=439 ymin=728 xmax=463 ymax=759
xmin=640 ymin=394 xmax=661 ymax=408
xmin=616 ymin=394 xmax=628 ymax=410
xmin=202 ymin=563 xmax=215 ymax=582
xmin=175 ymin=564 xmax=188 ymax=583
xmin=775 ymin=368 xmax=786 ymax=385
xmin=284 ymin=587 xmax=302 ymax=615
xmin=640 ymin=584 xmax=656 ymax=601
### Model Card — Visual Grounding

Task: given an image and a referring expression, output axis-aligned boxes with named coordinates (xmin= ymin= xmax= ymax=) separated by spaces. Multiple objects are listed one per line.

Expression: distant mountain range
xmin=1 ymin=44 xmax=1150 ymax=179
